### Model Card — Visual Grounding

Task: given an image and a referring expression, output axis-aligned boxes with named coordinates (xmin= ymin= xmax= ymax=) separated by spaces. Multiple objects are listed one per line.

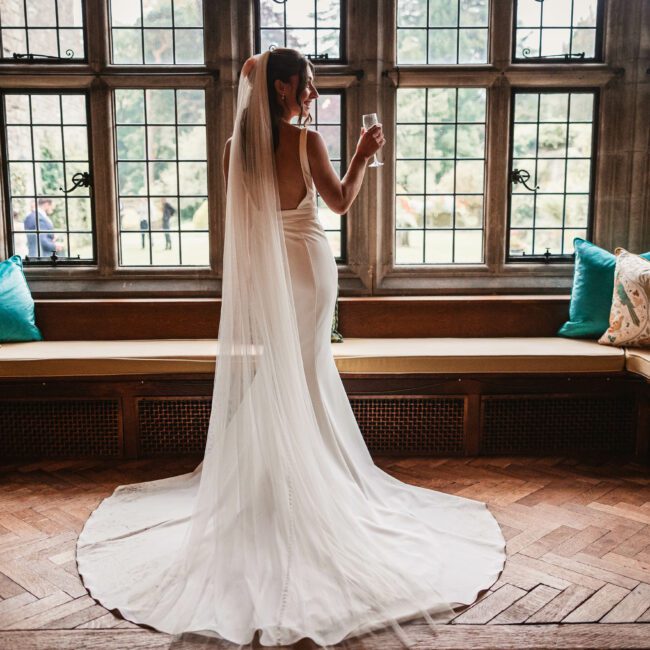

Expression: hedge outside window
xmin=256 ymin=0 xmax=343 ymax=62
xmin=513 ymin=0 xmax=604 ymax=62
xmin=396 ymin=0 xmax=489 ymax=65
xmin=306 ymin=91 xmax=346 ymax=262
xmin=0 ymin=0 xmax=85 ymax=61
xmin=3 ymin=91 xmax=94 ymax=263
xmin=508 ymin=89 xmax=597 ymax=260
xmin=114 ymin=88 xmax=209 ymax=266
xmin=395 ymin=87 xmax=487 ymax=264
xmin=109 ymin=0 xmax=204 ymax=65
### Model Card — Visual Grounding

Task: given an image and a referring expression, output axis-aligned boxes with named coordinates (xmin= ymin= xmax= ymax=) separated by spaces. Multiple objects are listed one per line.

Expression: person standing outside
xmin=160 ymin=198 xmax=175 ymax=251
xmin=139 ymin=215 xmax=148 ymax=249
xmin=23 ymin=198 xmax=62 ymax=258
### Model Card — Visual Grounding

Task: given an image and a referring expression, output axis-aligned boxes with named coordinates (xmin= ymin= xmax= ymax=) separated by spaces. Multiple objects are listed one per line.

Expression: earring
xmin=281 ymin=94 xmax=286 ymax=101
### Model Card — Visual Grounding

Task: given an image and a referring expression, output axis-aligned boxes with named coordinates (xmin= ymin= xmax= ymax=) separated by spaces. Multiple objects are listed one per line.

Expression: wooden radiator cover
xmin=480 ymin=394 xmax=636 ymax=455
xmin=0 ymin=398 xmax=121 ymax=459
xmin=0 ymin=374 xmax=644 ymax=461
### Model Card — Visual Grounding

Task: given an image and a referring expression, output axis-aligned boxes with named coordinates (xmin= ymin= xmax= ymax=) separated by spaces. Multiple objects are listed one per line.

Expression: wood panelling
xmin=33 ymin=296 xmax=570 ymax=340
xmin=337 ymin=296 xmax=570 ymax=338
xmin=0 ymin=372 xmax=645 ymax=462
xmin=34 ymin=299 xmax=221 ymax=340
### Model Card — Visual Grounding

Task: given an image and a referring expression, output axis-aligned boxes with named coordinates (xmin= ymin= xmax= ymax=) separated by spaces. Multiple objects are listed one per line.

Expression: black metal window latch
xmin=60 ymin=171 xmax=92 ymax=194
xmin=510 ymin=168 xmax=539 ymax=193
xmin=13 ymin=50 xmax=75 ymax=60
xmin=24 ymin=251 xmax=81 ymax=265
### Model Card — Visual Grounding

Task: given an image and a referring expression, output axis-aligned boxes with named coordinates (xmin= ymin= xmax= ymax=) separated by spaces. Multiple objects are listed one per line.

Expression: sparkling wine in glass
xmin=362 ymin=113 xmax=384 ymax=168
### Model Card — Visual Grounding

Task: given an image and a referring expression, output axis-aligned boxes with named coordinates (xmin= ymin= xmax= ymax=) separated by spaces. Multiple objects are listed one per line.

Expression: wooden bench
xmin=0 ymin=297 xmax=647 ymax=461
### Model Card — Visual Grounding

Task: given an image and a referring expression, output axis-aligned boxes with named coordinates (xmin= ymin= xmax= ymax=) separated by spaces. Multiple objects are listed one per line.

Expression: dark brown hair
xmin=266 ymin=48 xmax=314 ymax=151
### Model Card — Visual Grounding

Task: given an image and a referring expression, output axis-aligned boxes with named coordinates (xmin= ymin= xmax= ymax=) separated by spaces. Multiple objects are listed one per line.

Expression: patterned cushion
xmin=598 ymin=249 xmax=650 ymax=347
xmin=558 ymin=238 xmax=650 ymax=339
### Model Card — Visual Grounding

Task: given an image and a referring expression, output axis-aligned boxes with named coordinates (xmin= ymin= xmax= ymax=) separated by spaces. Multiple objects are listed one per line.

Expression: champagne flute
xmin=362 ymin=113 xmax=384 ymax=168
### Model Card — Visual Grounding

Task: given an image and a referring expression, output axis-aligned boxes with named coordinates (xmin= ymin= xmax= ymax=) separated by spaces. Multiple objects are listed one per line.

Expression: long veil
xmin=77 ymin=49 xmax=466 ymax=648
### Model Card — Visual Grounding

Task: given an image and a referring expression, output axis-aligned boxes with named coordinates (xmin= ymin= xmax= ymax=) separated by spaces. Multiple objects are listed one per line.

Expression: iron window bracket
xmin=510 ymin=169 xmax=539 ymax=193
xmin=13 ymin=51 xmax=76 ymax=61
xmin=60 ymin=171 xmax=92 ymax=194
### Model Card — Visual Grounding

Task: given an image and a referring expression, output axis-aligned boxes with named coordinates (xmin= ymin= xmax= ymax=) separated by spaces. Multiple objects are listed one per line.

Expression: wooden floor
xmin=0 ymin=455 xmax=649 ymax=649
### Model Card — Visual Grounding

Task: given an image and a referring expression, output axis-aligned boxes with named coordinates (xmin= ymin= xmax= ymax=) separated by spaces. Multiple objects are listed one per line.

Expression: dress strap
xmin=298 ymin=127 xmax=313 ymax=189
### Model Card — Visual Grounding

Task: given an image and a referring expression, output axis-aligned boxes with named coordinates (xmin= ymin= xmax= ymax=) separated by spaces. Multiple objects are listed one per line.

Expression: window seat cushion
xmin=0 ymin=337 xmax=625 ymax=378
xmin=625 ymin=348 xmax=650 ymax=380
xmin=333 ymin=337 xmax=624 ymax=374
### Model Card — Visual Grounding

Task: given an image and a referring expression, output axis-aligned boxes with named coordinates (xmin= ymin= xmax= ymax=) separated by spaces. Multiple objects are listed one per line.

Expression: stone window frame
xmin=0 ymin=0 xmax=647 ymax=298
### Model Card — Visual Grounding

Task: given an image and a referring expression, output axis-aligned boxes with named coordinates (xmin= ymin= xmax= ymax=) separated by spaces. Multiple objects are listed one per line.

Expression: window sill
xmin=375 ymin=263 xmax=574 ymax=294
xmin=24 ymin=263 xmax=576 ymax=298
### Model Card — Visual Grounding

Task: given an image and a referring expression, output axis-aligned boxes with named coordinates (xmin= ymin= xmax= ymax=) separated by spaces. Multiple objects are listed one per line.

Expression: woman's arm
xmin=307 ymin=124 xmax=385 ymax=215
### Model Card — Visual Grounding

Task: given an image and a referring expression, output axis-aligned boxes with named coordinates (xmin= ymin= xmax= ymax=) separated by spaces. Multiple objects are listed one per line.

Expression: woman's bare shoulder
xmin=305 ymin=127 xmax=327 ymax=158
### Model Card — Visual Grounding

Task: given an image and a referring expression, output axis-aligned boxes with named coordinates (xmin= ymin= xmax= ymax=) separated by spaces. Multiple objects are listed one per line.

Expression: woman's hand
xmin=355 ymin=123 xmax=386 ymax=161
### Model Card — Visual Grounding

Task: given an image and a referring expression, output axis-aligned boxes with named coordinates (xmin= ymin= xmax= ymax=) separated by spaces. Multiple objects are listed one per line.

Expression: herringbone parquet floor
xmin=0 ymin=455 xmax=649 ymax=649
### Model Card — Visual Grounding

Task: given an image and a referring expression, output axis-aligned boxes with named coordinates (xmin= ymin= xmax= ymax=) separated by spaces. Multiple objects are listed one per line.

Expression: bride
xmin=76 ymin=48 xmax=506 ymax=648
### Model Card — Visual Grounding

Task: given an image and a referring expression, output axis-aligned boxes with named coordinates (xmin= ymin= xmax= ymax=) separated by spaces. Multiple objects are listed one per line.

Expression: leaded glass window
xmin=114 ymin=88 xmax=209 ymax=266
xmin=396 ymin=0 xmax=489 ymax=65
xmin=0 ymin=0 xmax=85 ymax=61
xmin=508 ymin=90 xmax=597 ymax=259
xmin=513 ymin=0 xmax=603 ymax=62
xmin=109 ymin=0 xmax=204 ymax=65
xmin=3 ymin=92 xmax=94 ymax=262
xmin=256 ymin=0 xmax=343 ymax=61
xmin=395 ymin=87 xmax=487 ymax=264
xmin=308 ymin=91 xmax=345 ymax=261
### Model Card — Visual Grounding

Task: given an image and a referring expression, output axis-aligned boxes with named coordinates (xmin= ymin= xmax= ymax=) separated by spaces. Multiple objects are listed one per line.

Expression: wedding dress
xmin=76 ymin=50 xmax=506 ymax=648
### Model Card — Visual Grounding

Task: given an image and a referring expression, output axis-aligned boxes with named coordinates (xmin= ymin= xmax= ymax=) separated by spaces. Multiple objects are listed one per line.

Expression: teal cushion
xmin=558 ymin=238 xmax=650 ymax=339
xmin=0 ymin=255 xmax=43 ymax=342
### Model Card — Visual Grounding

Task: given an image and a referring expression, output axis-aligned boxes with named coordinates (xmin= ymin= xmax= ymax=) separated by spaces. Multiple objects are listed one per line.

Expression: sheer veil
xmin=89 ymin=50 xmax=461 ymax=648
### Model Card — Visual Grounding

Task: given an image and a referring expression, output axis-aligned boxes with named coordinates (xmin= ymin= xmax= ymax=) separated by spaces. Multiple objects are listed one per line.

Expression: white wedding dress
xmin=76 ymin=54 xmax=506 ymax=649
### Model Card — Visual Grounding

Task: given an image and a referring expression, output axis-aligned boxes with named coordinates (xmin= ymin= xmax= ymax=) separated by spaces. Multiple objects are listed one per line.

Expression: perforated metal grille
xmin=349 ymin=396 xmax=465 ymax=455
xmin=481 ymin=395 xmax=635 ymax=454
xmin=138 ymin=398 xmax=212 ymax=456
xmin=0 ymin=399 xmax=120 ymax=459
